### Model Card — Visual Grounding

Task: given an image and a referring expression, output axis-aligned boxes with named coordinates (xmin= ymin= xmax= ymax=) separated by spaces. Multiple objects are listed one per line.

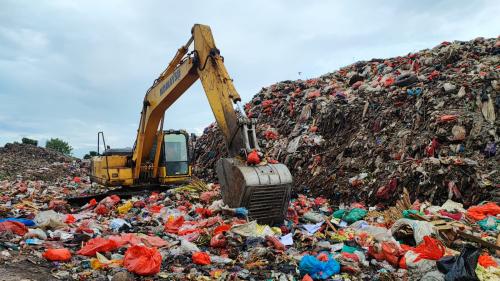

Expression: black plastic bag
xmin=437 ymin=244 xmax=480 ymax=281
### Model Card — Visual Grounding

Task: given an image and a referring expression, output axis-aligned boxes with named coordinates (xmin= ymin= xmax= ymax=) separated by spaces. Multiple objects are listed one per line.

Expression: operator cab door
xmin=164 ymin=133 xmax=189 ymax=176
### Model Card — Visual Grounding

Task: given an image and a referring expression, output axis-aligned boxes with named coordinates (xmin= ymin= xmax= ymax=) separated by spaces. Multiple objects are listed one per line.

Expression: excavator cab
xmin=90 ymin=130 xmax=193 ymax=186
xmin=157 ymin=130 xmax=192 ymax=184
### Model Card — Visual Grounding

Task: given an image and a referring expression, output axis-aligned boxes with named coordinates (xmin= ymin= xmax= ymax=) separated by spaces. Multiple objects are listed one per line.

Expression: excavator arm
xmin=133 ymin=24 xmax=246 ymax=176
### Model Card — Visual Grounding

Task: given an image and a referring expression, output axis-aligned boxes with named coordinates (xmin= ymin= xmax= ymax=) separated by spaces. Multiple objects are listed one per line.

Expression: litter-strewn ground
xmin=0 ymin=143 xmax=499 ymax=280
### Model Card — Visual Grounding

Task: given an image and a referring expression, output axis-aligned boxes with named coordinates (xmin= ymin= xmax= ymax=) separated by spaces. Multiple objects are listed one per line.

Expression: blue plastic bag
xmin=235 ymin=207 xmax=248 ymax=218
xmin=0 ymin=218 xmax=36 ymax=226
xmin=299 ymin=253 xmax=340 ymax=279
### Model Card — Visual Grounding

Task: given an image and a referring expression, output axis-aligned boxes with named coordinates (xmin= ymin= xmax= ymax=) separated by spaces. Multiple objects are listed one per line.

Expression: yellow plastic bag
xmin=117 ymin=201 xmax=133 ymax=214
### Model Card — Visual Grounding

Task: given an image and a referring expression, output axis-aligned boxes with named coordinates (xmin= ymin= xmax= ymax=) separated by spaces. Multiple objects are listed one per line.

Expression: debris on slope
xmin=195 ymin=37 xmax=500 ymax=207
xmin=0 ymin=143 xmax=80 ymax=182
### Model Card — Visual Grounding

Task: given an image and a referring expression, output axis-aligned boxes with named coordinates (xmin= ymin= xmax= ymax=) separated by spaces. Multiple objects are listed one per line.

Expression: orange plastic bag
xmin=466 ymin=202 xmax=500 ymax=221
xmin=0 ymin=221 xmax=28 ymax=236
xmin=192 ymin=252 xmax=211 ymax=265
xmin=413 ymin=236 xmax=445 ymax=262
xmin=77 ymin=237 xmax=119 ymax=256
xmin=43 ymin=248 xmax=72 ymax=262
xmin=124 ymin=245 xmax=162 ymax=276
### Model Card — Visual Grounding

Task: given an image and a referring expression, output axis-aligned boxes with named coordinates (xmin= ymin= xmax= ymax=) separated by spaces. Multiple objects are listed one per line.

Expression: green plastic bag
xmin=341 ymin=244 xmax=359 ymax=253
xmin=333 ymin=209 xmax=345 ymax=219
xmin=402 ymin=209 xmax=424 ymax=219
xmin=344 ymin=208 xmax=367 ymax=223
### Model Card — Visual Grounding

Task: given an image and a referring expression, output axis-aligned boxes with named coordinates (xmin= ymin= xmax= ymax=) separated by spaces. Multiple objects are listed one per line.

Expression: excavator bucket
xmin=216 ymin=158 xmax=292 ymax=225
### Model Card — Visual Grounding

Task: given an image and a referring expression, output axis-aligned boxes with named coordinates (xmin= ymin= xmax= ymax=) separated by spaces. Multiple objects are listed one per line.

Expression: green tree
xmin=83 ymin=151 xmax=98 ymax=159
xmin=22 ymin=137 xmax=38 ymax=146
xmin=45 ymin=138 xmax=73 ymax=155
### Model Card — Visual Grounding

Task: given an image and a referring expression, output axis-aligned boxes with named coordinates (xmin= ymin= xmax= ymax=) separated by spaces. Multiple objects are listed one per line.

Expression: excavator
xmin=85 ymin=24 xmax=292 ymax=224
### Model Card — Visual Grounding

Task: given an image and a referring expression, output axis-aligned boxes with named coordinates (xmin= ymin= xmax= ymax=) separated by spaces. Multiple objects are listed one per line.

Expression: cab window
xmin=164 ymin=134 xmax=188 ymax=175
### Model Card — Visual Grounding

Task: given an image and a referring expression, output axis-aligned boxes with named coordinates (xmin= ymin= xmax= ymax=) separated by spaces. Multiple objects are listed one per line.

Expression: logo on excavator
xmin=160 ymin=68 xmax=181 ymax=96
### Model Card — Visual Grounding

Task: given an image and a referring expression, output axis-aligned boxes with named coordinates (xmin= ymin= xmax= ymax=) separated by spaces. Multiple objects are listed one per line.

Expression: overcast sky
xmin=1 ymin=1 xmax=499 ymax=157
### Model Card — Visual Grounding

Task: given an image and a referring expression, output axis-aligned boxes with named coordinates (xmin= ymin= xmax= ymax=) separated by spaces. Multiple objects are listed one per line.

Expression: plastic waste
xmin=192 ymin=251 xmax=211 ymax=265
xmin=391 ymin=218 xmax=436 ymax=244
xmin=0 ymin=218 xmax=35 ymax=226
xmin=303 ymin=211 xmax=324 ymax=223
xmin=124 ymin=245 xmax=161 ymax=276
xmin=43 ymin=248 xmax=72 ymax=262
xmin=478 ymin=254 xmax=497 ymax=268
xmin=49 ymin=229 xmax=74 ymax=240
xmin=25 ymin=238 xmax=43 ymax=245
xmin=437 ymin=244 xmax=480 ymax=281
xmin=117 ymin=201 xmax=133 ymax=214
xmin=231 ymin=220 xmax=275 ymax=237
xmin=164 ymin=216 xmax=185 ymax=234
xmin=34 ymin=210 xmax=65 ymax=229
xmin=412 ymin=236 xmax=445 ymax=262
xmin=477 ymin=216 xmax=499 ymax=231
xmin=344 ymin=208 xmax=367 ymax=223
xmin=299 ymin=253 xmax=340 ymax=279
xmin=333 ymin=209 xmax=345 ymax=219
xmin=466 ymin=202 xmax=500 ymax=221
xmin=25 ymin=228 xmax=47 ymax=240
xmin=0 ymin=220 xmax=28 ymax=235
xmin=110 ymin=218 xmax=131 ymax=232
xmin=77 ymin=237 xmax=119 ymax=256
xmin=302 ymin=221 xmax=324 ymax=235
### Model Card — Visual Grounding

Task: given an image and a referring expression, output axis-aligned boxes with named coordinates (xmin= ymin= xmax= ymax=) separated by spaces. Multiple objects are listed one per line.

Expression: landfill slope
xmin=194 ymin=37 xmax=499 ymax=207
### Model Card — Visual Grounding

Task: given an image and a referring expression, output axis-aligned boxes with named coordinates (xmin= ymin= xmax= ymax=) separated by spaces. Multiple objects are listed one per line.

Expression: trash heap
xmin=194 ymin=37 xmax=499 ymax=206
xmin=1 ymin=170 xmax=500 ymax=280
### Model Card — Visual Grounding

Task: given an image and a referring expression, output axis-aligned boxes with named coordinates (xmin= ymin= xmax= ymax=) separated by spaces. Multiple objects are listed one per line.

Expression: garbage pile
xmin=0 ymin=143 xmax=79 ymax=182
xmin=1 ymin=170 xmax=500 ymax=280
xmin=194 ymin=37 xmax=499 ymax=206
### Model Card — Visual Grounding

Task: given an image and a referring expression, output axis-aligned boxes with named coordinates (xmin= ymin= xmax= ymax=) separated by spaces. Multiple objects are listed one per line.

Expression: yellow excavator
xmin=87 ymin=24 xmax=292 ymax=224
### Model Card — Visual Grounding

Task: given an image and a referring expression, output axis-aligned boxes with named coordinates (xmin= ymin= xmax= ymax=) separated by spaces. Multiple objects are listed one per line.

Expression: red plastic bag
xmin=65 ymin=214 xmax=76 ymax=224
xmin=247 ymin=150 xmax=260 ymax=165
xmin=413 ymin=236 xmax=445 ymax=262
xmin=213 ymin=224 xmax=231 ymax=235
xmin=164 ymin=216 xmax=184 ymax=234
xmin=210 ymin=233 xmax=227 ymax=248
xmin=368 ymin=241 xmax=402 ymax=267
xmin=43 ymin=248 xmax=72 ymax=262
xmin=0 ymin=221 xmax=28 ymax=236
xmin=192 ymin=252 xmax=211 ymax=265
xmin=94 ymin=204 xmax=109 ymax=215
xmin=466 ymin=202 xmax=500 ymax=221
xmin=124 ymin=245 xmax=162 ymax=276
xmin=77 ymin=237 xmax=119 ymax=256
xmin=266 ymin=235 xmax=285 ymax=251
xmin=478 ymin=254 xmax=498 ymax=268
